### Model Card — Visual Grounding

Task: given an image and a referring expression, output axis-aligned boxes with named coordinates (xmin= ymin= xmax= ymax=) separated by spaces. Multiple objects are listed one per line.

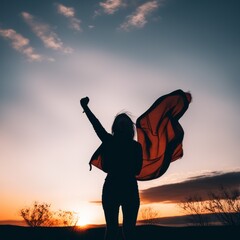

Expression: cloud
xmin=100 ymin=0 xmax=124 ymax=14
xmin=56 ymin=4 xmax=75 ymax=17
xmin=140 ymin=171 xmax=240 ymax=203
xmin=0 ymin=27 xmax=43 ymax=61
xmin=21 ymin=12 xmax=73 ymax=53
xmin=120 ymin=0 xmax=160 ymax=31
xmin=96 ymin=0 xmax=125 ymax=15
xmin=56 ymin=3 xmax=82 ymax=31
xmin=89 ymin=200 xmax=102 ymax=205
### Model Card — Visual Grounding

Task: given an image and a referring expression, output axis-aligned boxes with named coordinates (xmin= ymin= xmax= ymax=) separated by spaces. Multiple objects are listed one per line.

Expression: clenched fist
xmin=80 ymin=97 xmax=89 ymax=109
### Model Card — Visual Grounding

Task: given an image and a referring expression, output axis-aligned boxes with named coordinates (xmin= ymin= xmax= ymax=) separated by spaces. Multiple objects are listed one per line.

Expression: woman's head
xmin=112 ymin=113 xmax=135 ymax=139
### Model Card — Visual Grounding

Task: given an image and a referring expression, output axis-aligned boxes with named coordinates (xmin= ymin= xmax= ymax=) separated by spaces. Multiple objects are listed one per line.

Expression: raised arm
xmin=80 ymin=97 xmax=109 ymax=142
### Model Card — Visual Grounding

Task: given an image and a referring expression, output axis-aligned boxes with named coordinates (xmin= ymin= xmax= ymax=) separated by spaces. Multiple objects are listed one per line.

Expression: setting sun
xmin=77 ymin=215 xmax=90 ymax=227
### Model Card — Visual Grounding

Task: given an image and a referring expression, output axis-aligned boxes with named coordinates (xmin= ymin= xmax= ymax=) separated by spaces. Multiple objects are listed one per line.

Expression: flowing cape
xmin=89 ymin=89 xmax=192 ymax=181
xmin=136 ymin=89 xmax=191 ymax=180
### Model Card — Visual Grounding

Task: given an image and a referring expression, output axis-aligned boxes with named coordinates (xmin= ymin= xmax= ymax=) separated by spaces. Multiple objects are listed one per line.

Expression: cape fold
xmin=136 ymin=89 xmax=191 ymax=180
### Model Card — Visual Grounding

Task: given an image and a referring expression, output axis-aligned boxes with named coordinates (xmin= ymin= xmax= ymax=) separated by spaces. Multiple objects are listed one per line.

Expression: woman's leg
xmin=102 ymin=181 xmax=120 ymax=240
xmin=121 ymin=182 xmax=140 ymax=240
xmin=103 ymin=203 xmax=119 ymax=240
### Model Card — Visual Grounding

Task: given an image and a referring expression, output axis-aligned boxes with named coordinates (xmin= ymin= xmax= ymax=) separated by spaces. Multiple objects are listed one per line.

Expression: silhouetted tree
xmin=20 ymin=201 xmax=53 ymax=227
xmin=205 ymin=187 xmax=240 ymax=225
xmin=178 ymin=196 xmax=209 ymax=226
xmin=53 ymin=210 xmax=79 ymax=226
xmin=178 ymin=187 xmax=240 ymax=226
xmin=140 ymin=206 xmax=160 ymax=225
xmin=20 ymin=201 xmax=79 ymax=227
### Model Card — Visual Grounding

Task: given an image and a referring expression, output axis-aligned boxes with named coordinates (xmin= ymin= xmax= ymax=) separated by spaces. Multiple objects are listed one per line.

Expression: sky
xmin=0 ymin=0 xmax=240 ymax=226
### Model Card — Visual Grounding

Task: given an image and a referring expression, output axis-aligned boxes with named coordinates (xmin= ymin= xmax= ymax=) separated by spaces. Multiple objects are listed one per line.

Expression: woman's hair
xmin=111 ymin=113 xmax=135 ymax=139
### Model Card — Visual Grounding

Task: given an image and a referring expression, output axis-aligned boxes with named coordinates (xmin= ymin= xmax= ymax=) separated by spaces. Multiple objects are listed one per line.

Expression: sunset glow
xmin=1 ymin=0 xmax=239 ymax=226
xmin=77 ymin=216 xmax=91 ymax=227
xmin=75 ymin=204 xmax=103 ymax=226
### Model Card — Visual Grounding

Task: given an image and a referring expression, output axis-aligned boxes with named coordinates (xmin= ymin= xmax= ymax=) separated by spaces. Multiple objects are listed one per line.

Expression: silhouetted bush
xmin=139 ymin=206 xmax=160 ymax=225
xmin=178 ymin=187 xmax=240 ymax=226
xmin=20 ymin=201 xmax=79 ymax=227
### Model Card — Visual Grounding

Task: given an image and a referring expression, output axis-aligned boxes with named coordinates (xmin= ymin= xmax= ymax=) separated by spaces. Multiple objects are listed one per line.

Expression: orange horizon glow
xmin=76 ymin=214 xmax=91 ymax=227
xmin=0 ymin=201 xmax=187 ymax=226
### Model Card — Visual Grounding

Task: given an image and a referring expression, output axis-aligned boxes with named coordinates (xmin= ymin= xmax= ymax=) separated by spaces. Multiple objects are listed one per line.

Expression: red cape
xmin=136 ymin=89 xmax=191 ymax=180
xmin=89 ymin=89 xmax=192 ymax=181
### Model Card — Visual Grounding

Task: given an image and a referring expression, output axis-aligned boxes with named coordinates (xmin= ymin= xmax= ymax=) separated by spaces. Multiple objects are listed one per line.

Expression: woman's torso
xmin=101 ymin=135 xmax=141 ymax=181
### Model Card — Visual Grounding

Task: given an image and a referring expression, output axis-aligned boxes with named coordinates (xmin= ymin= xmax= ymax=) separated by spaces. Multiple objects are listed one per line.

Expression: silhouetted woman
xmin=80 ymin=97 xmax=143 ymax=240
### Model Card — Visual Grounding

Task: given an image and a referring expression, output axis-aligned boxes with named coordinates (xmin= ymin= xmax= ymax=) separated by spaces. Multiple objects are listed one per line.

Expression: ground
xmin=0 ymin=225 xmax=239 ymax=240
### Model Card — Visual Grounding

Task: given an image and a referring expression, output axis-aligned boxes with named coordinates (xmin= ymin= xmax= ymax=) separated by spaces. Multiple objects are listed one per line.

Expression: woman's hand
xmin=80 ymin=97 xmax=89 ymax=109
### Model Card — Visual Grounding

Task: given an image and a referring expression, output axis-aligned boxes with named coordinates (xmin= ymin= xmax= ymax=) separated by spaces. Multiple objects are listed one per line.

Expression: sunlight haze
xmin=1 ymin=0 xmax=239 ymax=225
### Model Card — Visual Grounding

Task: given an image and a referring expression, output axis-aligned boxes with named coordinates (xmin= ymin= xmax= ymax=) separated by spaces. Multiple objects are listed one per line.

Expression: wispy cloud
xmin=56 ymin=3 xmax=82 ymax=31
xmin=96 ymin=0 xmax=125 ymax=16
xmin=120 ymin=0 xmax=160 ymax=31
xmin=100 ymin=0 xmax=124 ymax=14
xmin=140 ymin=171 xmax=240 ymax=203
xmin=21 ymin=12 xmax=73 ymax=53
xmin=0 ymin=27 xmax=43 ymax=62
xmin=89 ymin=200 xmax=102 ymax=204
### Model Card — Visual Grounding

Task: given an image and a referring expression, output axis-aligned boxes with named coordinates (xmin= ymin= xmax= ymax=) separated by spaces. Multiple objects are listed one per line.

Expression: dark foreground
xmin=0 ymin=225 xmax=239 ymax=240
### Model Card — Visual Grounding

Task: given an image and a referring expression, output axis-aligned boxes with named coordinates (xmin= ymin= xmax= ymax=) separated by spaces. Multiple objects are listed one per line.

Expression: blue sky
xmin=0 ymin=0 xmax=240 ymax=224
